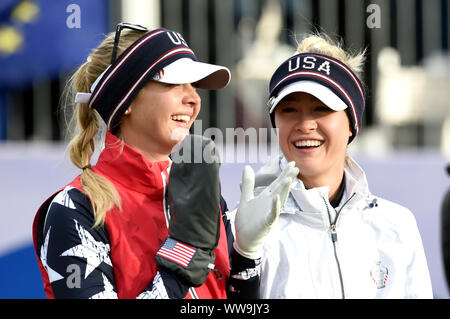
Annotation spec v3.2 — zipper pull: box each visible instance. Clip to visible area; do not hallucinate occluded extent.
[330,224,338,242]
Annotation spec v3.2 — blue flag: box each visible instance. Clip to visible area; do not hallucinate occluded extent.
[0,0,108,87]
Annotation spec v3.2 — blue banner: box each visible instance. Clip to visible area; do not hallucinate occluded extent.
[0,0,108,88]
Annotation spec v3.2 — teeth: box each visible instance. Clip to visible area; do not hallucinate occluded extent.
[295,140,322,147]
[171,115,191,123]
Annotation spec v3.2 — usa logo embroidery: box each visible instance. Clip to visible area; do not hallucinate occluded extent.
[370,261,389,289]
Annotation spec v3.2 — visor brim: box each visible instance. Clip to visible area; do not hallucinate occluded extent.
[155,58,231,90]
[268,81,348,113]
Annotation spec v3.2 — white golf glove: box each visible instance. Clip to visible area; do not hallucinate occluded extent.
[233,161,299,259]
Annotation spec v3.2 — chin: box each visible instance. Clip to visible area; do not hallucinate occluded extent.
[289,156,323,175]
[168,129,189,154]
[170,127,189,143]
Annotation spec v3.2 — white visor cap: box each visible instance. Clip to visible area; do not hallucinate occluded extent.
[268,80,348,114]
[152,58,231,90]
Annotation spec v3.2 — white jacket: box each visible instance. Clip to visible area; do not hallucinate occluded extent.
[253,155,433,299]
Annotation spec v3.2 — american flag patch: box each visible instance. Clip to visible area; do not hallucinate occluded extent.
[156,238,197,268]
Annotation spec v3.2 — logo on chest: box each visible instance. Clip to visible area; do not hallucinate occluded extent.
[370,261,389,289]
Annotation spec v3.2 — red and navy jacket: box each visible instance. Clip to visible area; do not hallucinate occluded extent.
[32,131,259,299]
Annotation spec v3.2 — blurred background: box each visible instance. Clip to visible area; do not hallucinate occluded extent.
[0,0,449,298]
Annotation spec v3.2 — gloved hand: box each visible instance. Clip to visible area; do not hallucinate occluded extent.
[155,134,221,287]
[233,161,299,259]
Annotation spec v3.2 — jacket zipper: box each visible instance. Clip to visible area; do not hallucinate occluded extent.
[161,171,170,228]
[323,193,356,299]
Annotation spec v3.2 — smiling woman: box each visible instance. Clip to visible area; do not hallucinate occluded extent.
[274,91,352,197]
[66,25,230,227]
[120,81,201,162]
[30,23,272,300]
[247,33,434,299]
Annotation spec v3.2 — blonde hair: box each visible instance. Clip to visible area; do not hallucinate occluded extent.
[64,29,146,227]
[295,33,366,81]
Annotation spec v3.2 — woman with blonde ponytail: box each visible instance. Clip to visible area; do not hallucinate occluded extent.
[232,33,433,298]
[32,23,285,300]
[68,100,121,228]
[65,34,124,227]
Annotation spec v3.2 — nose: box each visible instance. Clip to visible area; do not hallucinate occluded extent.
[294,112,317,133]
[182,83,201,108]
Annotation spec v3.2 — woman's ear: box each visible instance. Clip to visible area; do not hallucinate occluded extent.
[346,122,354,145]
[124,107,132,115]
[348,121,353,137]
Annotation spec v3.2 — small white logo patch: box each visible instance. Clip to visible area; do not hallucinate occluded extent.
[370,261,389,289]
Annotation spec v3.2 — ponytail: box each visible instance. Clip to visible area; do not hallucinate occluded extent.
[63,29,145,226]
[68,99,121,227]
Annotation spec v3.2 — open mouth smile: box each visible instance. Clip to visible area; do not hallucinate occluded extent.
[294,139,323,149]
[170,114,191,124]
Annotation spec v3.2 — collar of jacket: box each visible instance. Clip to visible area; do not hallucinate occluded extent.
[93,131,171,195]
[254,154,373,215]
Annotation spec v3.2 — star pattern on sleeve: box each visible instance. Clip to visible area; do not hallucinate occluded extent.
[136,272,169,299]
[40,227,64,283]
[51,186,76,209]
[89,273,118,299]
[60,219,112,279]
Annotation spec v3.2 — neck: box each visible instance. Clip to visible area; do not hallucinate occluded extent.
[118,133,170,163]
[300,170,345,202]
